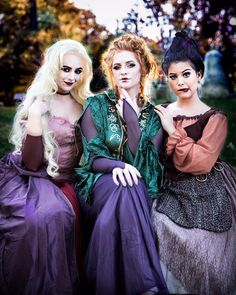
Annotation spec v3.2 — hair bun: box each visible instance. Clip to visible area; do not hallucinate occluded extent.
[161,30,205,76]
[175,30,188,38]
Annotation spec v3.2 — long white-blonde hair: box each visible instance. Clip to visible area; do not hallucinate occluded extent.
[10,39,93,177]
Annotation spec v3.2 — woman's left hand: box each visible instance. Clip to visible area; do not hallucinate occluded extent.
[116,97,124,118]
[116,88,139,118]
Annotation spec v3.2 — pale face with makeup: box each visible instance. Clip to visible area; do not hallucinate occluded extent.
[112,50,141,94]
[56,52,83,94]
[167,61,201,101]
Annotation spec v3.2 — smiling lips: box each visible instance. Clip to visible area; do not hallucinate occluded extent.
[64,81,74,86]
[179,88,189,92]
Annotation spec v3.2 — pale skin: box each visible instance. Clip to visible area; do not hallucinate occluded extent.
[155,61,210,136]
[111,50,144,187]
[26,52,84,136]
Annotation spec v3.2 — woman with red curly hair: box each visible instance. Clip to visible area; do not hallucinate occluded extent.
[75,34,168,295]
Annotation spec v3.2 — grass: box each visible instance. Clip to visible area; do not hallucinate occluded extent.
[0,97,235,168]
[203,97,236,167]
[0,107,16,157]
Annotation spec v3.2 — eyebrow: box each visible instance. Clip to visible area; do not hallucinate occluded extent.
[113,60,136,65]
[182,68,192,72]
[62,65,83,70]
[168,68,192,75]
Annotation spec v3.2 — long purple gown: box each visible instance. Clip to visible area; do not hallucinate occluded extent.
[77,92,168,295]
[84,175,167,295]
[0,116,81,295]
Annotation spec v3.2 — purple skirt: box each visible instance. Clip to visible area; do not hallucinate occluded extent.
[82,174,168,295]
[0,153,79,295]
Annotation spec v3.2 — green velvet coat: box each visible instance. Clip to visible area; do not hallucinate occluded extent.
[75,89,163,202]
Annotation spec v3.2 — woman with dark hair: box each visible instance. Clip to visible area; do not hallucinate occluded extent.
[75,34,168,295]
[153,31,236,294]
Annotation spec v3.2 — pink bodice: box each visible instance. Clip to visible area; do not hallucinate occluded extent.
[48,116,81,181]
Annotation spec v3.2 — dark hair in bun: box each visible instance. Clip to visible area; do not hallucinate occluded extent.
[162,30,204,76]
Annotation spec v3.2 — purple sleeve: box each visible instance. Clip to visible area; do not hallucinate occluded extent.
[22,134,44,171]
[123,100,141,156]
[151,128,165,151]
[80,107,125,173]
[80,106,98,141]
[123,100,164,153]
[92,158,125,173]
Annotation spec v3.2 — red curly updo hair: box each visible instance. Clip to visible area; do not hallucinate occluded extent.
[101,34,158,105]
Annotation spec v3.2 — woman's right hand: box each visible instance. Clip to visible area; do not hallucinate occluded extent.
[112,163,141,187]
[28,97,49,117]
[26,97,49,136]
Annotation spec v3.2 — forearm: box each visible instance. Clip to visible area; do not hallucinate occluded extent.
[22,134,44,171]
[92,157,125,173]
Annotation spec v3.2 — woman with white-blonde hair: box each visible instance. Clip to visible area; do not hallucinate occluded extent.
[0,39,93,295]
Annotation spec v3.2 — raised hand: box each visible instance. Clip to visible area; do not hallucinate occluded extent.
[154,105,176,135]
[28,97,50,117]
[116,88,140,118]
[26,97,50,136]
[112,163,141,186]
[116,97,124,118]
[120,88,140,116]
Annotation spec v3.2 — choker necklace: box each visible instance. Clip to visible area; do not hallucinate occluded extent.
[56,91,70,95]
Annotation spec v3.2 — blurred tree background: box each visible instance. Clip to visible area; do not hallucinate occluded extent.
[0,0,235,165]
[0,0,112,105]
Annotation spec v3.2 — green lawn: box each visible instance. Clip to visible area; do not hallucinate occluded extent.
[0,107,16,157]
[203,97,236,167]
[0,97,235,167]
[154,95,236,168]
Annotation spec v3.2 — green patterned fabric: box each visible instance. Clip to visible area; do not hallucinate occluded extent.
[75,89,163,201]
